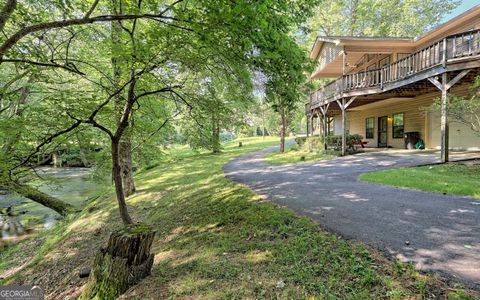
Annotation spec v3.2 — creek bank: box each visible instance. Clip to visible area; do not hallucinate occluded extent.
[0,167,101,243]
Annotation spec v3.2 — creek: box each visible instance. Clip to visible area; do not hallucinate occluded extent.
[0,167,100,243]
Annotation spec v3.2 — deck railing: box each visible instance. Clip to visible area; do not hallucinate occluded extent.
[309,29,480,109]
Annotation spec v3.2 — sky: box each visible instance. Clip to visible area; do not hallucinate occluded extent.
[442,0,479,22]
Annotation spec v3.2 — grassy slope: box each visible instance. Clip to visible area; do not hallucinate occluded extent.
[264,144,335,165]
[0,137,475,299]
[359,164,480,198]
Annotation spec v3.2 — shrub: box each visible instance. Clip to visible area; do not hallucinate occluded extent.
[325,134,364,151]
[294,136,307,147]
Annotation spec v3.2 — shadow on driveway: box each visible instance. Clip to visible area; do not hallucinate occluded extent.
[224,147,480,290]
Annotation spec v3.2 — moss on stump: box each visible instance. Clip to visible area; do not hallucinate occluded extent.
[80,223,155,300]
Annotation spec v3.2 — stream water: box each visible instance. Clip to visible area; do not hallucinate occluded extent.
[0,167,100,242]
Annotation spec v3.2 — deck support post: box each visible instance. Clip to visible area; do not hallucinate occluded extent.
[316,112,321,138]
[306,113,310,137]
[319,103,330,151]
[428,70,470,163]
[309,114,314,136]
[341,98,347,156]
[441,82,449,163]
[336,97,357,156]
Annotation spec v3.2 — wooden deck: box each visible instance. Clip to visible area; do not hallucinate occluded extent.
[309,29,480,112]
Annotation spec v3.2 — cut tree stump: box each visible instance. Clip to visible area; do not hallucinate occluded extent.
[79,223,155,300]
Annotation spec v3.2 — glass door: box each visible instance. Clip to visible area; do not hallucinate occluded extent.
[378,116,388,147]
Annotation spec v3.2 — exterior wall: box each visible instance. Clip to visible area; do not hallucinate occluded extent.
[428,112,480,150]
[348,99,428,148]
[346,82,480,149]
[333,115,343,135]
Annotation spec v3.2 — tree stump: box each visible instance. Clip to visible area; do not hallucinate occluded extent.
[80,223,155,300]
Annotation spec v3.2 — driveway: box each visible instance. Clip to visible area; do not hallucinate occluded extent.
[223,147,480,289]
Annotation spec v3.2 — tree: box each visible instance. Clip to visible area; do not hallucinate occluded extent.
[180,72,253,153]
[1,0,319,222]
[305,0,459,46]
[264,38,314,152]
[432,76,480,136]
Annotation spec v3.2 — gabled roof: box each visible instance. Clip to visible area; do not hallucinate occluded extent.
[310,37,413,59]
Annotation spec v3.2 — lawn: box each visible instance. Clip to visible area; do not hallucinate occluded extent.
[0,137,474,299]
[359,163,480,198]
[264,144,337,165]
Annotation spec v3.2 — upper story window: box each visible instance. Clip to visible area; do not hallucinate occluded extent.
[379,56,390,67]
[365,117,374,139]
[392,113,404,138]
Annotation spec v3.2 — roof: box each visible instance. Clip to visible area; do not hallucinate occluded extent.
[310,4,480,60]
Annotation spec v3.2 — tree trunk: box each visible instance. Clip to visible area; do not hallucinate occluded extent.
[76,133,90,167]
[80,223,155,300]
[212,116,220,154]
[111,138,133,225]
[280,109,287,153]
[1,182,75,216]
[119,140,135,196]
[111,7,136,197]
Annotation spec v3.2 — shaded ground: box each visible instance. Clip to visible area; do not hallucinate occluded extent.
[224,147,480,290]
[2,139,472,299]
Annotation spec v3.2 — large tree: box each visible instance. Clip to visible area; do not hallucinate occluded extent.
[305,0,459,45]
[0,0,320,222]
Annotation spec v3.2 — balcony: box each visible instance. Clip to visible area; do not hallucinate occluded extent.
[309,29,480,111]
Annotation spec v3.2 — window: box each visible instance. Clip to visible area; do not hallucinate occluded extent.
[366,63,377,71]
[365,117,374,139]
[392,113,404,138]
[379,56,390,67]
[367,54,377,62]
[396,53,410,61]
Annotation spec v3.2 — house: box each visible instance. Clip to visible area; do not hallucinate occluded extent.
[306,4,480,162]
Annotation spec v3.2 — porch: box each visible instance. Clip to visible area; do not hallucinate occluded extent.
[307,29,480,161]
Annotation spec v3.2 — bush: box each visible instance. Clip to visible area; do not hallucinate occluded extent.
[294,136,307,147]
[325,134,363,151]
[304,137,322,151]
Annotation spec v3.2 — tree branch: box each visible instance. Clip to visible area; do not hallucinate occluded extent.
[0,13,179,58]
[0,58,86,75]
[84,0,101,18]
[0,0,16,33]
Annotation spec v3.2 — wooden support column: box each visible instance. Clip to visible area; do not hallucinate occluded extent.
[336,97,357,156]
[428,69,470,163]
[317,112,322,138]
[319,103,330,151]
[441,79,449,162]
[341,99,347,155]
[306,113,310,137]
[309,114,314,136]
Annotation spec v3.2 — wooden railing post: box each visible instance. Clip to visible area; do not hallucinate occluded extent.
[442,37,447,68]
[380,68,384,89]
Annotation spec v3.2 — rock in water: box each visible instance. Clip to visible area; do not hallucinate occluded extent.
[79,223,155,300]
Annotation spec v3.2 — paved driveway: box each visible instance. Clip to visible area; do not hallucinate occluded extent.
[223,147,480,289]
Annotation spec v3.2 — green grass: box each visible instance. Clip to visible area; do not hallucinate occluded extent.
[264,144,337,165]
[359,163,480,198]
[0,137,475,299]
